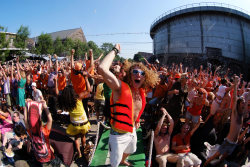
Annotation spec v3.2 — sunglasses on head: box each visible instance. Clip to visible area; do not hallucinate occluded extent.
[132,69,145,76]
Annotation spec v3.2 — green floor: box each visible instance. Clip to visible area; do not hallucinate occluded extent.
[90,129,145,167]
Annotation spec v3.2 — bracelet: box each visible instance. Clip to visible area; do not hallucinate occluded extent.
[112,47,119,54]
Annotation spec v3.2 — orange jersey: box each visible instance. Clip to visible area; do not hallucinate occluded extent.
[38,74,48,89]
[86,60,95,75]
[70,69,86,94]
[153,84,168,98]
[58,76,66,91]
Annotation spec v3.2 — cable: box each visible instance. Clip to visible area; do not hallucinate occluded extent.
[95,41,152,44]
[85,32,150,36]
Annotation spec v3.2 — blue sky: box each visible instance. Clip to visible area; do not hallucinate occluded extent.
[1,0,250,58]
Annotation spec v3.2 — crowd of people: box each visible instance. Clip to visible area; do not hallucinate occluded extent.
[0,43,249,167]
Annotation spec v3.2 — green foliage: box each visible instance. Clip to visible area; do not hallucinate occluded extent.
[133,53,144,62]
[30,46,37,54]
[0,26,9,49]
[0,50,10,61]
[101,43,114,56]
[36,33,54,55]
[0,26,10,61]
[119,56,125,62]
[15,25,30,49]
[53,37,64,56]
[88,41,102,59]
[113,54,124,62]
[100,42,126,62]
[63,38,74,56]
[0,25,128,62]
[127,58,133,62]
[73,39,88,60]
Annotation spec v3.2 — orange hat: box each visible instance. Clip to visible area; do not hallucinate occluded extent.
[174,73,181,79]
[74,62,82,71]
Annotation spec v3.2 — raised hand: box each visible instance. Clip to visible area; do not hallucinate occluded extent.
[234,76,240,85]
[54,54,57,59]
[89,49,93,57]
[114,44,121,52]
[41,100,48,109]
[160,107,168,116]
[71,49,75,55]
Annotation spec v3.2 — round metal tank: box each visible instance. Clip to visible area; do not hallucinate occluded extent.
[150,2,250,79]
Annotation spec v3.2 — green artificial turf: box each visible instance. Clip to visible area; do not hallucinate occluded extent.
[90,128,145,167]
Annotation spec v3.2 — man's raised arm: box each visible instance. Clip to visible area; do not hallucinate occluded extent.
[98,44,121,92]
[87,49,94,74]
[70,49,75,70]
[232,76,239,115]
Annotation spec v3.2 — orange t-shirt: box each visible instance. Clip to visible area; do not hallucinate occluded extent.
[71,69,86,94]
[32,70,40,82]
[33,74,39,82]
[58,76,66,91]
[153,84,168,98]
[86,60,94,75]
[38,74,48,89]
[205,81,213,92]
[172,133,191,153]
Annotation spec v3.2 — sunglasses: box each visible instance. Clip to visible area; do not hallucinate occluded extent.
[132,69,145,76]
[198,92,203,95]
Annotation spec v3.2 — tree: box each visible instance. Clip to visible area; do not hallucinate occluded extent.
[63,38,75,56]
[101,43,114,56]
[73,39,89,60]
[0,26,10,61]
[30,46,38,54]
[100,43,126,62]
[53,37,64,56]
[36,33,54,55]
[88,41,102,59]
[127,58,133,62]
[133,53,144,62]
[15,25,30,49]
[0,26,9,49]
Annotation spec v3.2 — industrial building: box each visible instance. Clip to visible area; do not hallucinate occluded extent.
[150,3,250,80]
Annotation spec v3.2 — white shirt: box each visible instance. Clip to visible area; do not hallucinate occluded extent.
[216,85,227,103]
[32,89,43,102]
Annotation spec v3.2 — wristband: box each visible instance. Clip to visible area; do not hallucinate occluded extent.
[112,47,119,54]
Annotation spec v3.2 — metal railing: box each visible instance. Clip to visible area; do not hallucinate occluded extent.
[151,2,250,29]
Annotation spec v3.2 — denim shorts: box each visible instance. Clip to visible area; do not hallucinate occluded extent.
[186,111,200,123]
